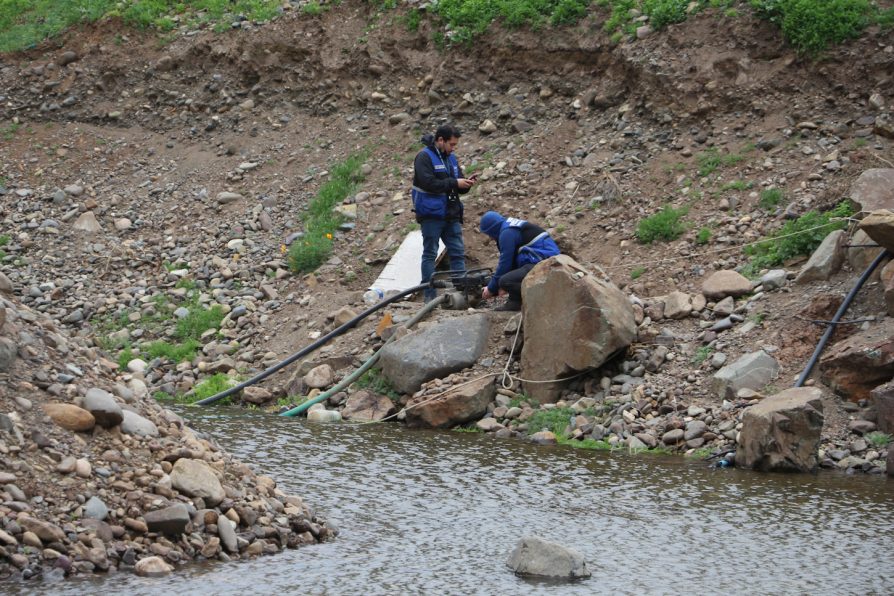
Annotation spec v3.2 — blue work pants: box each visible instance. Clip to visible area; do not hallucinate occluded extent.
[420,219,465,301]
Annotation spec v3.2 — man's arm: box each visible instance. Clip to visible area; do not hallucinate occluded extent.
[486,229,521,294]
[414,152,457,194]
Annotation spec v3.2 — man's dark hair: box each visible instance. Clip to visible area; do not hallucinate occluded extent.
[435,124,461,142]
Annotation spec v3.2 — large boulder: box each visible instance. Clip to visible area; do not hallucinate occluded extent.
[82,387,123,428]
[170,458,225,506]
[379,314,489,394]
[869,380,894,434]
[341,389,396,422]
[795,229,846,284]
[506,535,591,580]
[737,387,824,472]
[848,168,894,214]
[847,229,886,275]
[712,350,780,399]
[701,270,753,299]
[520,255,635,402]
[819,318,894,401]
[404,375,495,429]
[859,209,894,253]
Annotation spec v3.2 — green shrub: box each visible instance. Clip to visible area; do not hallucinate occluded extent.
[302,2,322,15]
[433,0,592,44]
[174,301,224,341]
[642,0,690,29]
[117,345,136,370]
[865,431,892,447]
[145,339,200,362]
[749,0,872,54]
[743,201,854,274]
[0,233,8,260]
[636,205,689,244]
[402,7,422,30]
[759,188,783,210]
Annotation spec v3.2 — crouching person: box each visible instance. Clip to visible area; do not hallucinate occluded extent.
[478,211,561,311]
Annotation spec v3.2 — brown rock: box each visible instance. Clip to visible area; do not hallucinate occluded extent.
[819,318,894,401]
[43,403,95,432]
[849,168,894,214]
[737,387,824,472]
[303,364,334,389]
[341,390,396,422]
[701,270,753,299]
[404,375,496,429]
[871,381,894,434]
[847,229,886,276]
[859,209,894,253]
[520,255,635,402]
[18,516,66,543]
[134,556,173,576]
[242,386,274,405]
[882,261,894,317]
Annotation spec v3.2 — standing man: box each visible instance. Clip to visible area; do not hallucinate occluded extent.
[478,211,561,311]
[412,124,477,302]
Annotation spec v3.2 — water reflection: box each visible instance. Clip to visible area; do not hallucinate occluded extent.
[14,408,894,595]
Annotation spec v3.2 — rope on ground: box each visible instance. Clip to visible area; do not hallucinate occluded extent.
[599,218,851,272]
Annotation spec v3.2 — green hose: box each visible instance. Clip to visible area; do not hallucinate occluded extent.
[280,295,446,418]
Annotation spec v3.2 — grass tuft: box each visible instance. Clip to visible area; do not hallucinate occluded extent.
[636,205,689,244]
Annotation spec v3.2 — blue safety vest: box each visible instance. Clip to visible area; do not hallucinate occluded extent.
[505,217,561,266]
[411,146,460,219]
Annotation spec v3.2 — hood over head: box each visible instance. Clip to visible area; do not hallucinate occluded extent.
[479,211,505,239]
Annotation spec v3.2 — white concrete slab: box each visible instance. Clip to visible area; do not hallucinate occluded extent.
[370,230,444,294]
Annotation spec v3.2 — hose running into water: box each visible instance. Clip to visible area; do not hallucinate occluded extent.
[194,282,432,406]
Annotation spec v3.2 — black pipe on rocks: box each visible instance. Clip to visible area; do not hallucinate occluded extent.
[794,249,890,388]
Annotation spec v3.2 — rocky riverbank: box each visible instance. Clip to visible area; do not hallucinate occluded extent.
[0,284,334,581]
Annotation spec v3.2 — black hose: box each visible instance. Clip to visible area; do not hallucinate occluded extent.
[194,282,431,405]
[794,249,890,388]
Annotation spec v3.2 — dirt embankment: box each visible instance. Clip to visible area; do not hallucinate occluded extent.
[1,2,893,581]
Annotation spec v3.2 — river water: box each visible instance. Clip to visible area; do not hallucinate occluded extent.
[20,408,894,595]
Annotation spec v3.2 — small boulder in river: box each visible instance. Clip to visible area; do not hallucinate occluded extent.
[737,387,824,472]
[507,535,591,580]
[135,556,173,576]
[341,389,396,422]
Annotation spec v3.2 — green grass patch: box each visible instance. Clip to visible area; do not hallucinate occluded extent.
[174,298,224,341]
[0,233,8,260]
[0,0,282,53]
[289,151,368,274]
[743,200,854,276]
[691,345,713,364]
[636,205,689,244]
[557,435,613,450]
[353,367,401,401]
[721,180,752,191]
[695,226,712,245]
[525,407,576,436]
[190,373,236,404]
[432,0,591,44]
[697,148,744,177]
[865,431,891,447]
[759,188,783,210]
[631,266,646,279]
[144,339,201,362]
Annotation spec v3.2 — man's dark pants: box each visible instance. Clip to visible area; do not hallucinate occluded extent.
[498,263,536,305]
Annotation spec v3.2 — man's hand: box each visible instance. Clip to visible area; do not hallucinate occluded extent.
[457,178,475,190]
[482,287,494,300]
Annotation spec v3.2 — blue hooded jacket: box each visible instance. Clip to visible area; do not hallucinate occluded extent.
[479,211,560,294]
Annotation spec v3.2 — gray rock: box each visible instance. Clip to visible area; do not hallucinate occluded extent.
[712,350,779,399]
[170,459,225,506]
[380,314,490,394]
[507,535,591,579]
[120,409,159,437]
[849,168,894,214]
[144,503,190,535]
[702,270,753,299]
[84,496,109,521]
[218,516,238,553]
[217,192,243,204]
[684,420,707,441]
[795,230,845,283]
[135,556,173,576]
[341,390,396,422]
[82,387,123,428]
[662,429,684,444]
[760,269,788,290]
[0,337,17,373]
[72,211,102,233]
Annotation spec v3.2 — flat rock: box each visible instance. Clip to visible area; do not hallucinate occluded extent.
[405,375,495,429]
[120,409,159,437]
[341,389,396,422]
[702,270,752,299]
[82,387,123,428]
[712,350,779,399]
[144,503,190,535]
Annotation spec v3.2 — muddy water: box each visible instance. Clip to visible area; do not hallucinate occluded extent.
[36,409,894,595]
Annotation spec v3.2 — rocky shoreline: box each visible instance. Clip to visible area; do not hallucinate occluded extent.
[0,288,334,582]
